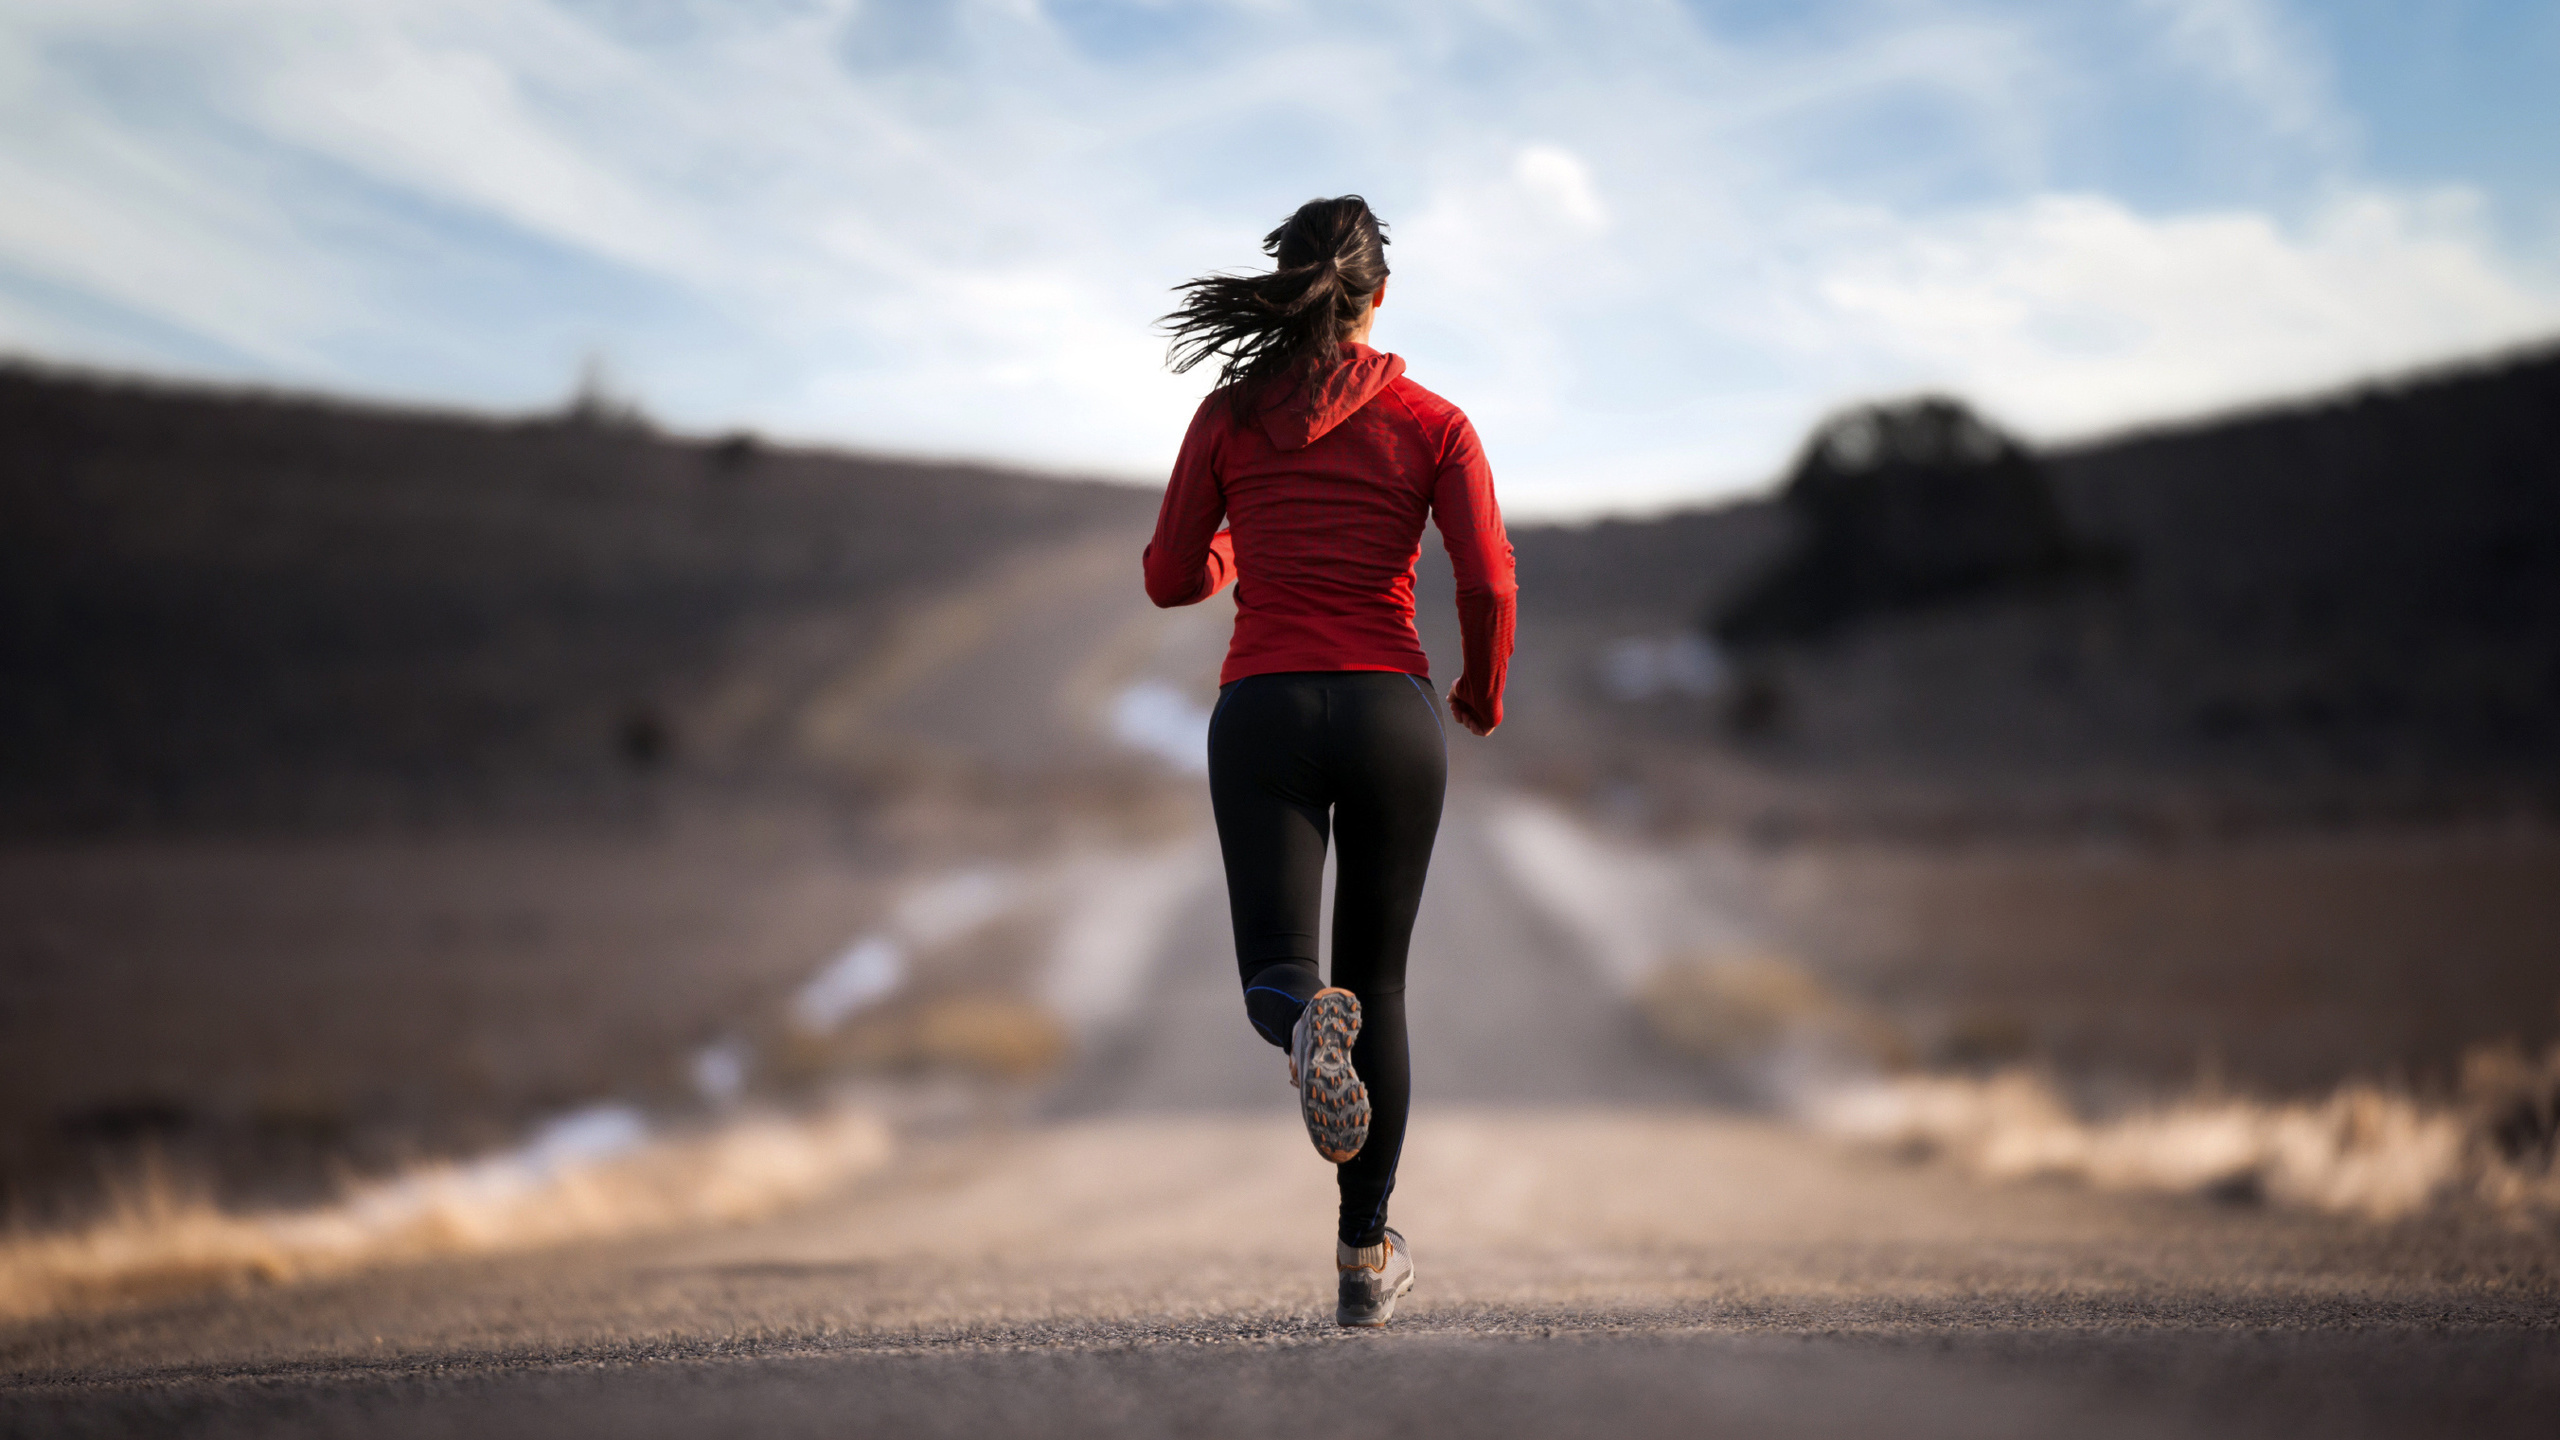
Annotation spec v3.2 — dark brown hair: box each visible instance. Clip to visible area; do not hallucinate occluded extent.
[1161,196,1390,414]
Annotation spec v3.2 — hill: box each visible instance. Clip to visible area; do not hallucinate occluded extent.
[0,366,1160,834]
[1494,342,2560,833]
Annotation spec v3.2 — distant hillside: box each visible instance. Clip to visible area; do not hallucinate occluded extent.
[0,367,1157,834]
[14,344,2557,838]
[1501,343,2560,829]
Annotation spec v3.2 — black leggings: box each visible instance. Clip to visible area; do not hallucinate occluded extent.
[1207,670,1448,1248]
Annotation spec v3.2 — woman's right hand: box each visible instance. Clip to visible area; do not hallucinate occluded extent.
[1447,685,1496,737]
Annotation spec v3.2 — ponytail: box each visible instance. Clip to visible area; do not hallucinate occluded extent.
[1161,196,1391,418]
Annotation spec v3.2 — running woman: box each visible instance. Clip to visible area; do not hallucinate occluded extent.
[1143,195,1516,1328]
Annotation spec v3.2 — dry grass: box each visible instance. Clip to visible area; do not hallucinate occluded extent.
[0,1103,891,1323]
[1634,948,2560,1225]
[1805,1044,2560,1223]
[778,995,1072,1082]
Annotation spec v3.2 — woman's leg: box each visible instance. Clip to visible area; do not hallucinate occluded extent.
[1325,673,1448,1248]
[1206,676,1332,1049]
[1206,670,1448,1249]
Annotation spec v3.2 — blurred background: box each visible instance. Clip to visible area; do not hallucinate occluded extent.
[3,0,2558,1310]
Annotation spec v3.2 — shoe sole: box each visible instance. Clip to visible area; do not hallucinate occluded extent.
[1298,988,1369,1163]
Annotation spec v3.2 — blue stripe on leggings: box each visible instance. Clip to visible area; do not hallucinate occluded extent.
[1243,984,1305,1043]
[1401,672,1445,748]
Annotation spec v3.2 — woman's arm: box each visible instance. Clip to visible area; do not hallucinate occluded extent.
[1142,400,1238,607]
[1430,414,1517,735]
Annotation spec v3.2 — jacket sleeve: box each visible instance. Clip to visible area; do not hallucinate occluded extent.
[1142,398,1237,608]
[1429,411,1517,732]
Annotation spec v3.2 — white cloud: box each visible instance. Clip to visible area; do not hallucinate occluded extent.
[1514,145,1609,232]
[239,16,699,275]
[1802,187,2560,439]
[0,0,2550,517]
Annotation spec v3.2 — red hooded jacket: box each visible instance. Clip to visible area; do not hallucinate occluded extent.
[1142,343,1517,732]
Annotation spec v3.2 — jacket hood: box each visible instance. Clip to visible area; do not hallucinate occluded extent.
[1256,343,1406,451]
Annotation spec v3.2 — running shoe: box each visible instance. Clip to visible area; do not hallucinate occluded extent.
[1336,1227,1416,1327]
[1289,987,1368,1163]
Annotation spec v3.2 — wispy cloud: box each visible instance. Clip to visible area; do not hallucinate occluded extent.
[1806,186,2548,435]
[2134,0,2347,151]
[1,0,2551,514]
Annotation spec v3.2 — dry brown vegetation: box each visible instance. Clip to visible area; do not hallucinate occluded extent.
[1804,1043,2560,1226]
[1632,948,2560,1226]
[0,1103,891,1322]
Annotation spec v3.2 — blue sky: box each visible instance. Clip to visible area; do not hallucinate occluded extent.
[2,0,2554,516]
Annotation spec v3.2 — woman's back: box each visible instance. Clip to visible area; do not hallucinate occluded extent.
[1144,341,1515,723]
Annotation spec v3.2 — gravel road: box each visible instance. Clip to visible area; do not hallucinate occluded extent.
[5,797,2555,1438]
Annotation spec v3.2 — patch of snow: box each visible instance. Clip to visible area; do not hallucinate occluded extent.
[1112,680,1211,774]
[791,937,907,1035]
[692,1040,749,1106]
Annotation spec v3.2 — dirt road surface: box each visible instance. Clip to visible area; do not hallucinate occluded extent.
[5,797,2556,1438]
